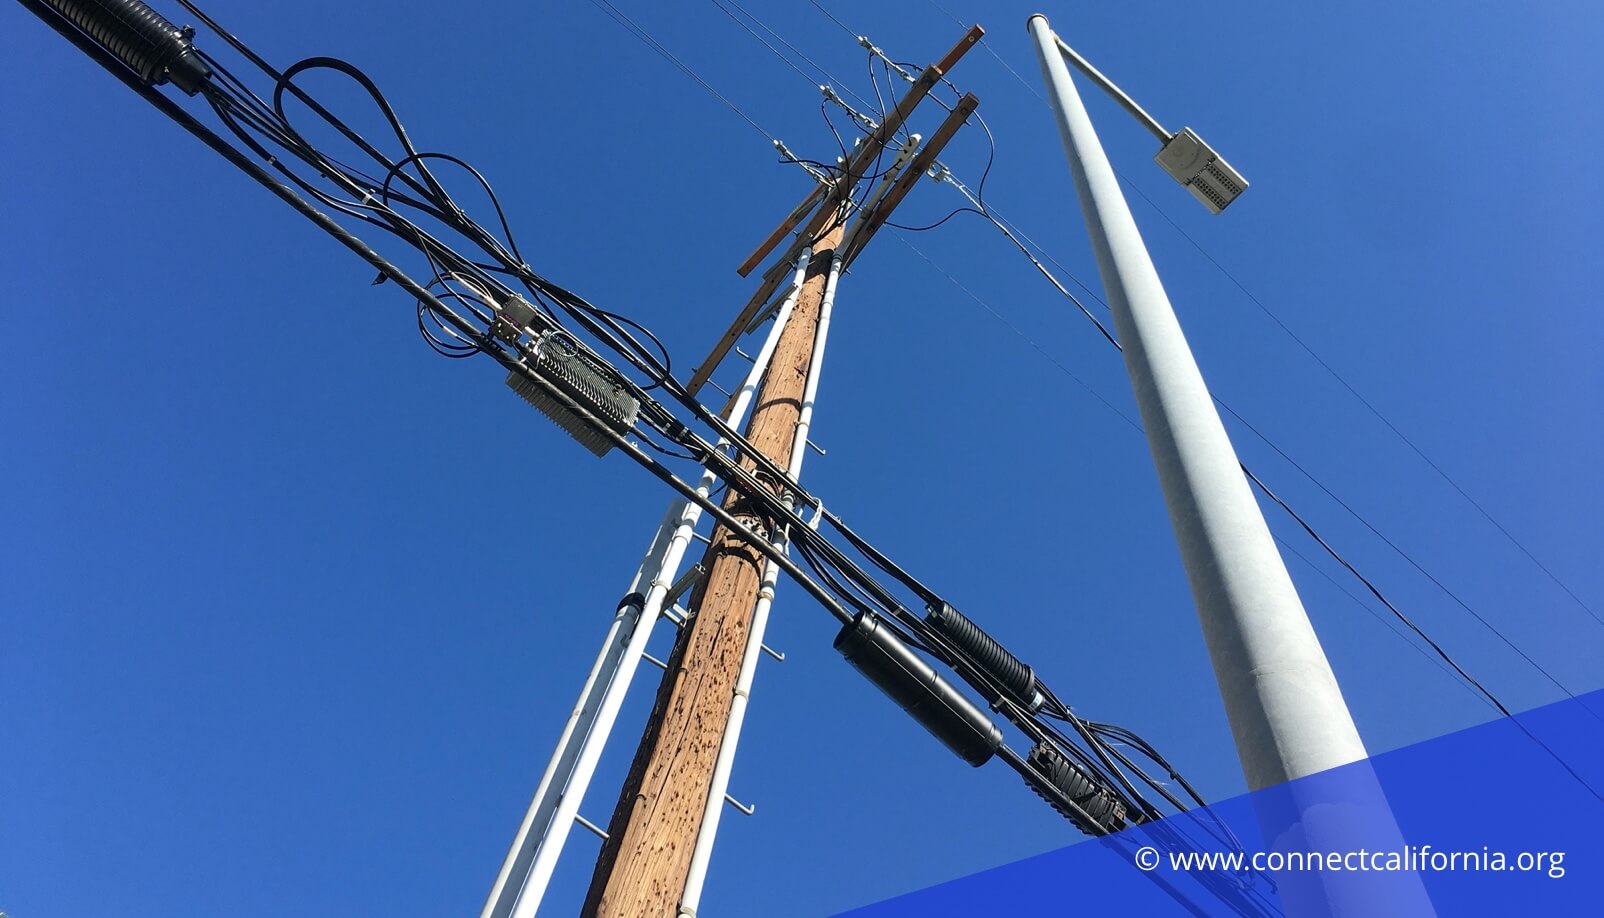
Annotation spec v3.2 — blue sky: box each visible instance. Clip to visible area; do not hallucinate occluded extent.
[2,1,1601,916]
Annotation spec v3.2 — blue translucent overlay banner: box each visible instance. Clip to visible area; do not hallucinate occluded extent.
[838,688,1604,916]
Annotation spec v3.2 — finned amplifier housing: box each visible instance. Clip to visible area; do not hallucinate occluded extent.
[505,331,640,457]
[1025,740,1128,835]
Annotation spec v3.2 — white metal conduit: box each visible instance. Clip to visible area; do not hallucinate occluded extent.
[481,249,816,918]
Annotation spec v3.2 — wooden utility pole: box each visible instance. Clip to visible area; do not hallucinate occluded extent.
[581,218,847,917]
[576,27,982,915]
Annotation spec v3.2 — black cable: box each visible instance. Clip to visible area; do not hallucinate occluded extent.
[885,207,983,232]
[898,127,1596,799]
[379,151,525,266]
[1272,531,1494,707]
[212,7,1518,861]
[1243,465,1604,805]
[1218,398,1603,715]
[40,3,1269,879]
[1120,166,1604,630]
[883,78,1568,766]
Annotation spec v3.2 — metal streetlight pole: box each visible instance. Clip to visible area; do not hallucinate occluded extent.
[1026,13,1367,791]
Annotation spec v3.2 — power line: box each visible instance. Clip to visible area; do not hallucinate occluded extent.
[1273,532,1498,711]
[934,169,1119,347]
[878,2,1602,732]
[1118,172,1604,631]
[711,0,880,116]
[1245,465,1604,805]
[942,174,1594,733]
[933,0,1601,631]
[585,0,776,144]
[922,140,1574,709]
[927,0,1048,105]
[1216,398,1604,715]
[897,222,1535,718]
[704,0,815,88]
[602,0,1599,814]
[859,15,1593,749]
[948,155,1604,734]
[892,231,1141,435]
[901,215,1604,803]
[806,0,857,40]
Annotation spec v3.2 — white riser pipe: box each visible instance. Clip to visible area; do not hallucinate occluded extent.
[482,250,814,918]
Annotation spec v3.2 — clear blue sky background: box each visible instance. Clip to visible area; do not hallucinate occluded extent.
[3,1,1601,915]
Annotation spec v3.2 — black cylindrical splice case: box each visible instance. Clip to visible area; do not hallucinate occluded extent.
[834,613,1003,767]
[40,0,211,93]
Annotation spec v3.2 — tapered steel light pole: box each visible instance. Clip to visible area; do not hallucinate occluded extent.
[1026,13,1367,791]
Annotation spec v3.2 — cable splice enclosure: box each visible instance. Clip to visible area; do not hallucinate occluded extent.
[835,613,1002,767]
[925,601,1043,711]
[505,330,641,457]
[36,0,210,93]
[1025,740,1128,835]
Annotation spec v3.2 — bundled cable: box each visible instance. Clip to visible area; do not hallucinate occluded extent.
[25,4,1281,913]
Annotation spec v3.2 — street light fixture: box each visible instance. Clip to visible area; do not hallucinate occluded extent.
[1049,32,1248,213]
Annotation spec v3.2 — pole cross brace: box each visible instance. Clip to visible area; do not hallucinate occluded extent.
[665,563,706,606]
[743,280,799,336]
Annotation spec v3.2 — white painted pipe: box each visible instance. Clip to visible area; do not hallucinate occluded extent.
[483,250,814,918]
[478,502,678,918]
[841,136,921,256]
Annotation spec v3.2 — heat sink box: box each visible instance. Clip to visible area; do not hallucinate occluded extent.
[505,331,640,457]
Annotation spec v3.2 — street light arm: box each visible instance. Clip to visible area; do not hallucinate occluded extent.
[1033,16,1248,213]
[1051,33,1171,143]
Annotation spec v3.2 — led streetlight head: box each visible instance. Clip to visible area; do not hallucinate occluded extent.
[1155,127,1248,214]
